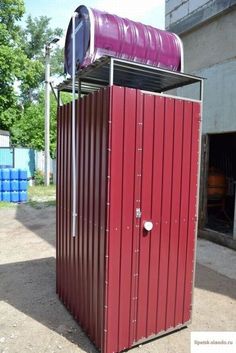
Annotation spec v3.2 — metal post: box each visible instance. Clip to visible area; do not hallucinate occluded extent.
[109,58,114,86]
[72,12,78,237]
[44,37,59,186]
[44,44,51,186]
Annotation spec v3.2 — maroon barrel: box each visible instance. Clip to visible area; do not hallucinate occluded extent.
[65,5,183,75]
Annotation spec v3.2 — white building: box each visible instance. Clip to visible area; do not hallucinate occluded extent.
[0,130,10,147]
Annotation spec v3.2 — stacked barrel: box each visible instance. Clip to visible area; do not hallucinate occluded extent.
[0,168,28,202]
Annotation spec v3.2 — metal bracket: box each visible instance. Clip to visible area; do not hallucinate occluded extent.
[136,208,142,219]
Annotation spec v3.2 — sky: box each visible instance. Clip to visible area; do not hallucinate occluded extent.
[23,0,165,35]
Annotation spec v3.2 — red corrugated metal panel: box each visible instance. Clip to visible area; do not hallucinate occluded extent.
[183,102,201,323]
[57,89,109,349]
[56,86,201,353]
[105,89,201,352]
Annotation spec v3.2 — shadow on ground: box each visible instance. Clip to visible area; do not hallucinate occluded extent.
[0,256,97,353]
[14,203,56,248]
[195,262,236,300]
[1,203,233,352]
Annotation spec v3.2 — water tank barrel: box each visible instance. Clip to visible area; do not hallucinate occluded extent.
[65,5,183,75]
[208,168,227,200]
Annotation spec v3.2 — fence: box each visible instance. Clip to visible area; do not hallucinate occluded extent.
[0,148,56,183]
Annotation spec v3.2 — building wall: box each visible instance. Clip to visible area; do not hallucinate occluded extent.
[166,0,209,29]
[180,9,236,72]
[198,60,236,134]
[0,130,10,147]
[165,1,236,134]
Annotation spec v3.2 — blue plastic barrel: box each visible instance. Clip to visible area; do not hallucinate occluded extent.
[10,191,19,203]
[19,169,27,180]
[2,180,10,191]
[11,180,19,191]
[2,168,10,180]
[2,191,10,202]
[19,180,28,191]
[10,168,19,180]
[0,191,2,201]
[19,191,27,202]
[0,169,2,180]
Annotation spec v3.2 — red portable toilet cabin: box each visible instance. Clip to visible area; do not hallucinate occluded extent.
[56,6,203,353]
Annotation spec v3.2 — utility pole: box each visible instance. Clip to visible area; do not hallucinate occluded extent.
[44,37,59,186]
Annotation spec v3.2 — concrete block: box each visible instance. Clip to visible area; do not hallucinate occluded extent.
[170,1,189,23]
[165,13,171,28]
[199,61,236,134]
[189,0,209,13]
[166,0,187,14]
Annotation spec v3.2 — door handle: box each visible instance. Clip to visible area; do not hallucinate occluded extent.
[143,221,153,231]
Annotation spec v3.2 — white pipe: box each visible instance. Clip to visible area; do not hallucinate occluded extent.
[72,12,78,237]
[44,44,51,186]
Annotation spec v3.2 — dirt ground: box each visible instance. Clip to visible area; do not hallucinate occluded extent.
[0,204,235,353]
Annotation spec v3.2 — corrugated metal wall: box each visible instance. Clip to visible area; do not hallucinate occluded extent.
[105,87,200,352]
[0,131,10,147]
[14,148,35,178]
[56,86,201,353]
[0,148,13,167]
[0,148,35,177]
[56,89,109,348]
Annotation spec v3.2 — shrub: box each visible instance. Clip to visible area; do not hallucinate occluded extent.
[34,169,44,185]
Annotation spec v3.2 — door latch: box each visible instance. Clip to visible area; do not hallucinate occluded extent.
[136,208,142,218]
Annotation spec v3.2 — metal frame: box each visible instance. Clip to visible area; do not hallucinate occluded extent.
[57,56,204,101]
[190,78,204,324]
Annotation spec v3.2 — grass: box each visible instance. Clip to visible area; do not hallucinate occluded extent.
[28,184,56,208]
[0,185,56,209]
[0,201,17,209]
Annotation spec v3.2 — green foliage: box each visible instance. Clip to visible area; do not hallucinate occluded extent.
[11,91,72,157]
[34,169,44,185]
[19,15,64,102]
[0,0,65,153]
[0,0,25,32]
[22,15,63,60]
[0,0,25,126]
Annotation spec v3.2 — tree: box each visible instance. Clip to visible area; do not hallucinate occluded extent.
[0,0,65,157]
[19,15,64,103]
[11,91,72,158]
[0,0,25,127]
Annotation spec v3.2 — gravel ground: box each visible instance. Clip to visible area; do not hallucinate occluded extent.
[0,204,235,353]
